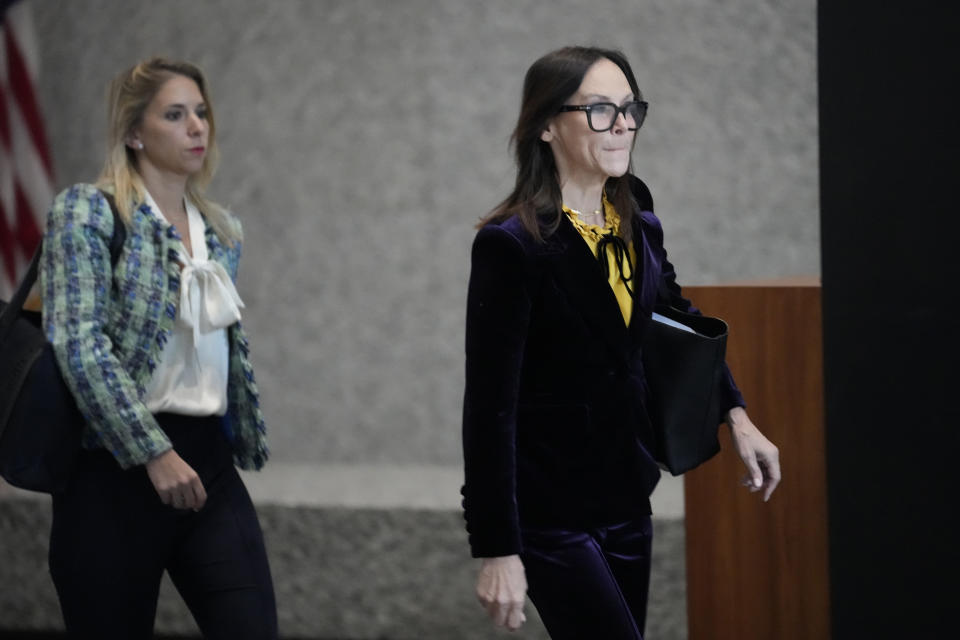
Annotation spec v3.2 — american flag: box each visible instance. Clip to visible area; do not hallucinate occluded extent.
[0,0,53,299]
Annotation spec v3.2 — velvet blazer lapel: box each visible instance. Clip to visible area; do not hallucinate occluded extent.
[539,212,667,360]
[541,215,633,359]
[628,213,663,343]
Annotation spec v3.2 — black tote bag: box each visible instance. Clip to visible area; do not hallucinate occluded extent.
[641,305,729,475]
[0,288,85,492]
[0,192,125,493]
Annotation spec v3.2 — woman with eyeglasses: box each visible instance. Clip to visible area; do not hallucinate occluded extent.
[461,46,781,638]
[40,58,277,638]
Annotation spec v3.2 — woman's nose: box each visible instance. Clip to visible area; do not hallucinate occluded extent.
[187,113,206,136]
[612,109,629,133]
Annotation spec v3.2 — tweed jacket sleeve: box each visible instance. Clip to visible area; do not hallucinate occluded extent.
[40,185,172,468]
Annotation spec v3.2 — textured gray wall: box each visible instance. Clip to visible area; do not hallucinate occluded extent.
[32,0,817,466]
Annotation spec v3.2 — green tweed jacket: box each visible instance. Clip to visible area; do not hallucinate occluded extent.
[40,183,268,470]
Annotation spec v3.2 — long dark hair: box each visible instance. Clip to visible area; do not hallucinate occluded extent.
[479,46,643,243]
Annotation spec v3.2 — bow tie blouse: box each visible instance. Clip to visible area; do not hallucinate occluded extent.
[563,194,637,326]
[141,190,245,416]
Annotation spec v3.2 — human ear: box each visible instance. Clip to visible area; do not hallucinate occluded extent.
[126,132,143,150]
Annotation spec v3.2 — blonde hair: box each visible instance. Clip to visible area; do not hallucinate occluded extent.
[96,57,240,245]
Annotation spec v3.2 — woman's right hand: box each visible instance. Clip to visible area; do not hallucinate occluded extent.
[476,554,528,631]
[145,449,207,511]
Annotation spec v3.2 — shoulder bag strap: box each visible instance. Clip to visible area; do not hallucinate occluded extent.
[100,191,127,266]
[0,192,126,338]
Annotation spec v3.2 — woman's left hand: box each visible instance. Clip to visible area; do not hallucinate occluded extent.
[726,407,781,502]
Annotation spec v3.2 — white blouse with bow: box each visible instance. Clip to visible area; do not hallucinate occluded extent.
[141,190,244,416]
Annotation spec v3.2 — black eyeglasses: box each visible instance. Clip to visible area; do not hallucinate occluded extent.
[557,100,648,132]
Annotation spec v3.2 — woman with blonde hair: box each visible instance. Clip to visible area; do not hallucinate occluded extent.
[41,57,277,638]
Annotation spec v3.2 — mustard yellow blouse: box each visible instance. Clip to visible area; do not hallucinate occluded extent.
[563,195,636,326]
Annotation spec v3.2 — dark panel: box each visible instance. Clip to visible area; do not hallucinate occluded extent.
[819,3,959,637]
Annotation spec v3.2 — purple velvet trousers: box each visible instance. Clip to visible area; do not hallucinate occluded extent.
[521,516,653,640]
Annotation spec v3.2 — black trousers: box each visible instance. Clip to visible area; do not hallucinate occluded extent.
[48,413,278,639]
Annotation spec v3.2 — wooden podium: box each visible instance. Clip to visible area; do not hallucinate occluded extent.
[682,281,830,640]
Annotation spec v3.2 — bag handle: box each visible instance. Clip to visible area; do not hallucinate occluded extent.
[101,192,127,263]
[0,191,126,340]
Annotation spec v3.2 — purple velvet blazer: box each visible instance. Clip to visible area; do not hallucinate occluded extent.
[461,176,745,558]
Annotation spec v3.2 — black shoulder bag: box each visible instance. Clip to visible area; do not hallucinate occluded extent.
[0,192,126,493]
[641,300,729,476]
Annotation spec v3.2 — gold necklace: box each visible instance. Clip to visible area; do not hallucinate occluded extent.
[565,205,603,218]
[566,206,605,231]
